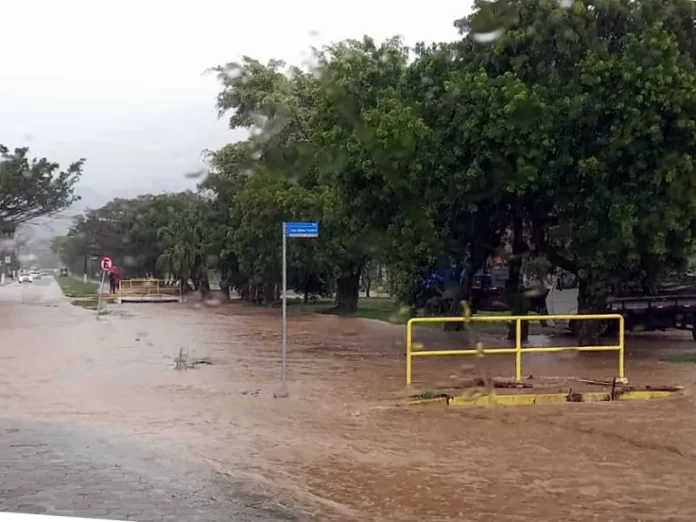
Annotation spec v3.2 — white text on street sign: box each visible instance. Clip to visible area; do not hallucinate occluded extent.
[285,221,319,238]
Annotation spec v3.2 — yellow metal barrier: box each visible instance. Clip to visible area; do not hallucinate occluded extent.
[406,313,624,385]
[118,278,182,302]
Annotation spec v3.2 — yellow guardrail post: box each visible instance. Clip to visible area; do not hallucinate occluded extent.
[619,315,625,379]
[406,318,413,386]
[515,318,522,382]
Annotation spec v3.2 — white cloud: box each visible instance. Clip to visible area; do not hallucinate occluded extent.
[0,0,469,194]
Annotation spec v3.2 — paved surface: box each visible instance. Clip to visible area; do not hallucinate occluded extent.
[0,419,295,521]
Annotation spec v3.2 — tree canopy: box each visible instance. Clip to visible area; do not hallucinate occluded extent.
[0,146,84,233]
[53,0,696,343]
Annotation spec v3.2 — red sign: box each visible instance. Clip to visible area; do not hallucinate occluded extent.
[100,256,112,271]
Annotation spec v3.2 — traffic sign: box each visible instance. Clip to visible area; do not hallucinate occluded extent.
[286,221,319,238]
[100,256,112,271]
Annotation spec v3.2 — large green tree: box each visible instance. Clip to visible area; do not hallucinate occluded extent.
[0,146,84,237]
[456,0,696,343]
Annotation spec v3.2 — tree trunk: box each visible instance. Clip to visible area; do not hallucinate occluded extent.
[303,290,309,304]
[365,278,371,298]
[239,281,251,301]
[252,282,263,304]
[577,276,608,346]
[443,280,464,331]
[189,267,200,291]
[221,283,231,301]
[199,275,211,300]
[334,267,362,314]
[444,259,475,332]
[444,303,464,330]
[263,283,276,305]
[507,213,529,341]
[219,265,231,301]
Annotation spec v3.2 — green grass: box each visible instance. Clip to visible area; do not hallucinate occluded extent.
[55,277,99,298]
[661,352,696,364]
[55,277,108,312]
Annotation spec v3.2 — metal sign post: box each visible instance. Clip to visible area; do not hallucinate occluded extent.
[275,221,319,398]
[96,271,106,318]
[281,222,287,383]
[96,256,112,318]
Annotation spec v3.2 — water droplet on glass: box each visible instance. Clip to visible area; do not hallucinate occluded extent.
[473,28,506,43]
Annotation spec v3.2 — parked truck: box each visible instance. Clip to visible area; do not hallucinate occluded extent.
[544,271,696,340]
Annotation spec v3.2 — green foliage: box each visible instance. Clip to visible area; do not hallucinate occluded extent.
[205,0,696,316]
[0,145,83,227]
[53,0,696,327]
[52,192,210,286]
[457,0,696,294]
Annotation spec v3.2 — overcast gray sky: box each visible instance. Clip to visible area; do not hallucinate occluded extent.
[0,0,468,200]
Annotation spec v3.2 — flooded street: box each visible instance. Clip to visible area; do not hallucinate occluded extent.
[3,278,696,521]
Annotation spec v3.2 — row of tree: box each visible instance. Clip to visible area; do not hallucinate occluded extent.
[51,0,696,344]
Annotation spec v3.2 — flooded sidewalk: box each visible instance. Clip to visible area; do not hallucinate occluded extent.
[2,279,696,521]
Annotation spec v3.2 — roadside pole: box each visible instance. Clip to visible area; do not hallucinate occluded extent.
[96,256,112,319]
[281,222,288,384]
[274,221,319,399]
[96,270,106,318]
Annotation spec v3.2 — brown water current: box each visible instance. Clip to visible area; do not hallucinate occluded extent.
[2,278,696,521]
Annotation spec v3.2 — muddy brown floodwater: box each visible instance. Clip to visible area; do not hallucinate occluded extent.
[2,279,696,521]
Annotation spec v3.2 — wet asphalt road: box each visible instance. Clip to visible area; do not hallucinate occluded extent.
[0,419,295,522]
[0,278,296,522]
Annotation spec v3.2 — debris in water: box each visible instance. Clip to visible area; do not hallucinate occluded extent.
[273,386,289,399]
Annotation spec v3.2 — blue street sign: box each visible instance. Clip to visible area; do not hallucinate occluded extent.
[285,221,319,238]
[89,255,99,261]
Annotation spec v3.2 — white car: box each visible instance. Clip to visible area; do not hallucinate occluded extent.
[18,273,33,283]
[30,271,41,280]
